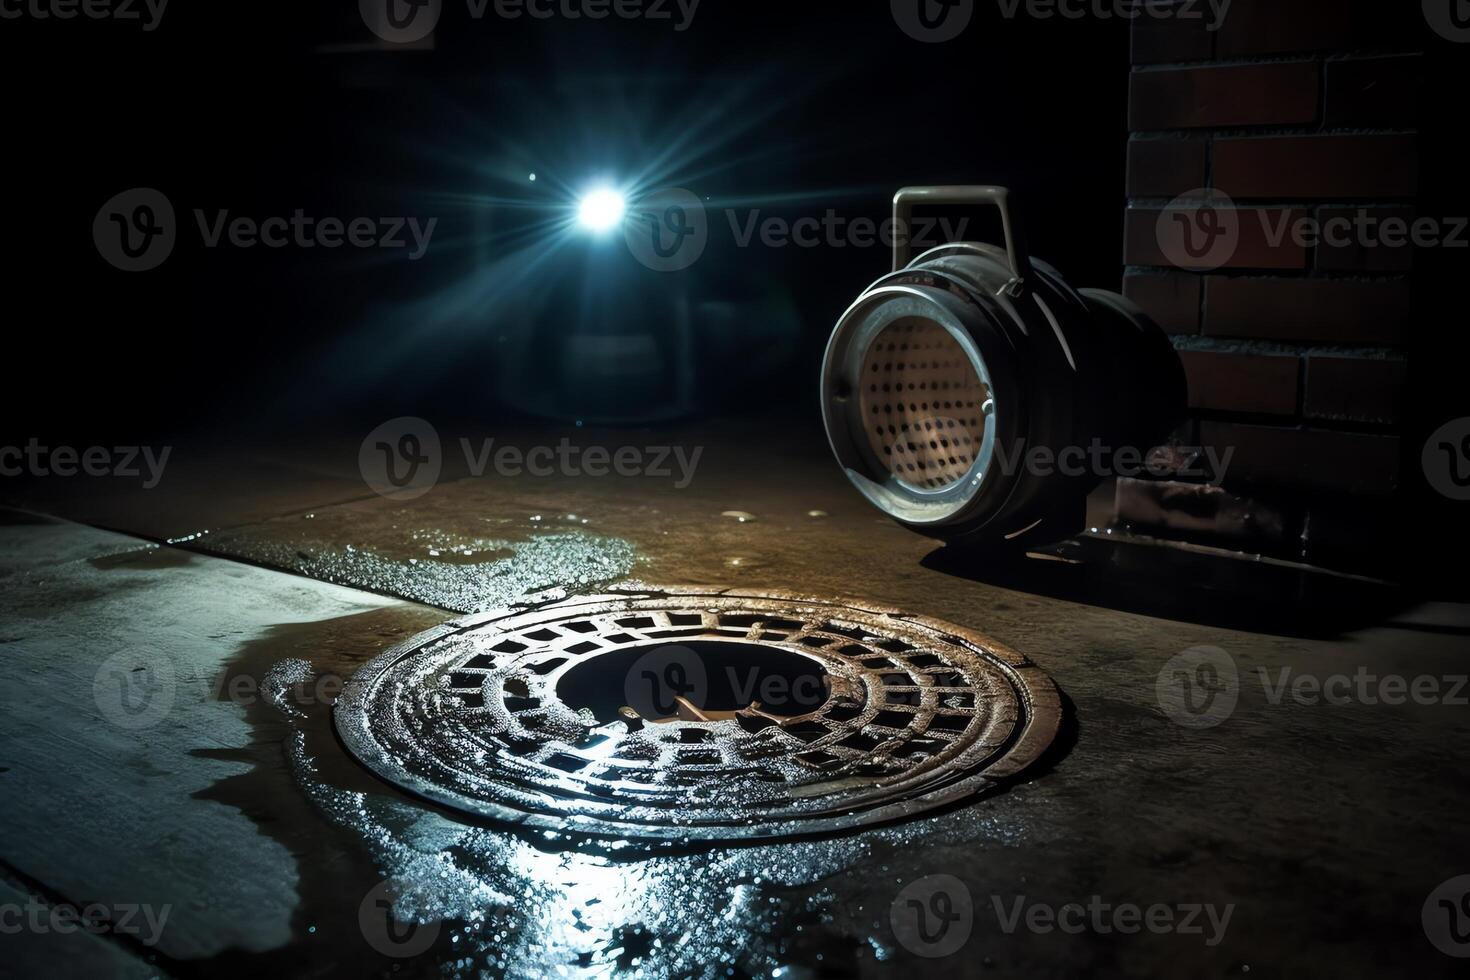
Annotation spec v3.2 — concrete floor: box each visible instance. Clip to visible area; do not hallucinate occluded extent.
[1,426,1468,978]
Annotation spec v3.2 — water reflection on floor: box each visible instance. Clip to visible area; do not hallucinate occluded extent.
[280,668,1025,978]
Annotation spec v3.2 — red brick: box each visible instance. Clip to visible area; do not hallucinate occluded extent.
[1200,422,1399,495]
[1123,273,1201,335]
[1214,0,1354,56]
[1180,350,1300,415]
[1125,207,1309,270]
[1324,55,1425,128]
[1304,357,1407,423]
[1313,207,1416,273]
[1213,135,1418,199]
[1204,277,1410,345]
[1127,139,1209,197]
[1129,63,1320,130]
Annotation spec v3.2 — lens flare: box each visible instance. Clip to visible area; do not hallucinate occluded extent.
[577,188,626,233]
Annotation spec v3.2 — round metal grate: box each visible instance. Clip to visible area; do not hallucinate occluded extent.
[858,318,991,491]
[335,588,1062,841]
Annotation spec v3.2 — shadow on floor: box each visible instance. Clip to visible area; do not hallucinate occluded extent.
[922,535,1426,640]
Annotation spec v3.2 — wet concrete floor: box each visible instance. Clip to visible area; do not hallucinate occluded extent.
[1,426,1468,978]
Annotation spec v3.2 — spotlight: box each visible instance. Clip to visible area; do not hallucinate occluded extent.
[821,185,1186,553]
[577,188,626,233]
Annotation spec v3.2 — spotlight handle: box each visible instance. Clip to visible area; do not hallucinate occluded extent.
[892,185,1030,297]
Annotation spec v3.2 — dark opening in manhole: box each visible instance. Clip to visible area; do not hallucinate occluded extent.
[334,588,1062,841]
[556,641,832,723]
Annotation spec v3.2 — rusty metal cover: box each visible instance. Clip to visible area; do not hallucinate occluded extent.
[334,588,1062,841]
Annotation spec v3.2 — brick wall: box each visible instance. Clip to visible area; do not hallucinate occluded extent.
[1120,0,1424,570]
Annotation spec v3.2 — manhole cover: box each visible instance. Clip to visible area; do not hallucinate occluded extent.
[335,588,1062,841]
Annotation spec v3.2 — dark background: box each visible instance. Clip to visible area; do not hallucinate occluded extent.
[5,1,1469,575]
[0,1,1131,442]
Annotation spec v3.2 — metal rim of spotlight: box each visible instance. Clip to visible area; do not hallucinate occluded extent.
[333,588,1062,842]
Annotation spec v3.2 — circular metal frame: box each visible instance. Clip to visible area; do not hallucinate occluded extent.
[335,588,1062,841]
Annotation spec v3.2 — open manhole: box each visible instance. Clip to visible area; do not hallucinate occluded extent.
[334,588,1062,841]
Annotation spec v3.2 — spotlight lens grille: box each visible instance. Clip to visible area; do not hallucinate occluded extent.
[858,318,990,491]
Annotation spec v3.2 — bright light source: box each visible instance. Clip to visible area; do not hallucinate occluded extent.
[577,189,626,233]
